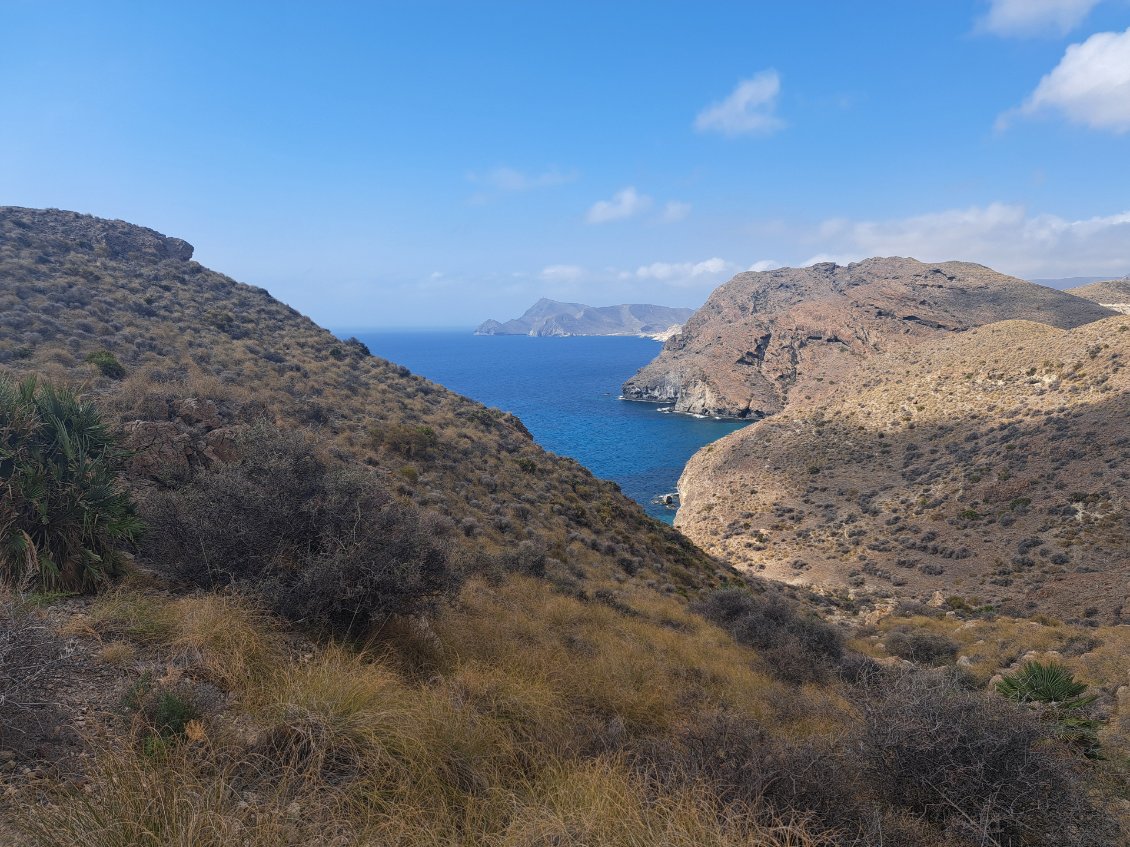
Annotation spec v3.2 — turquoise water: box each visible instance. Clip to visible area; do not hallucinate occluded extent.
[351,331,749,523]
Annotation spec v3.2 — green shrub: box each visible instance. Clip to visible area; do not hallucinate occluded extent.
[140,426,461,637]
[997,661,1101,756]
[694,588,844,684]
[0,374,141,590]
[84,350,126,380]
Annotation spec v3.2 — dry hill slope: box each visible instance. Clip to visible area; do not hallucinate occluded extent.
[676,317,1130,620]
[1069,279,1130,315]
[623,257,1116,418]
[0,206,718,591]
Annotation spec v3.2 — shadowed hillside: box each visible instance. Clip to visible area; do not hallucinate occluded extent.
[676,318,1130,621]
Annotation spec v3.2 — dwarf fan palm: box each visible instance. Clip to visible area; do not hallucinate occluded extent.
[0,374,141,590]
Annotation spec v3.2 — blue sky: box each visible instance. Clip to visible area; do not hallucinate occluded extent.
[3,1,1129,327]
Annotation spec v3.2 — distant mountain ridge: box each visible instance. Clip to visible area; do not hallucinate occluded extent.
[477,298,693,340]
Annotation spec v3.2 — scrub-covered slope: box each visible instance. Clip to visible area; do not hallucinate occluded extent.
[677,317,1130,620]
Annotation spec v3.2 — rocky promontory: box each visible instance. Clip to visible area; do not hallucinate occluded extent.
[477,297,693,339]
[622,258,1117,418]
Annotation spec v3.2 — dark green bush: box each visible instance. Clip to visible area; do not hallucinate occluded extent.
[883,628,960,665]
[0,374,141,590]
[139,426,460,637]
[694,588,844,683]
[85,349,126,380]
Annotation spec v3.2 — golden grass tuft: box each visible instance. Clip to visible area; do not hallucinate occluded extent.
[167,594,283,690]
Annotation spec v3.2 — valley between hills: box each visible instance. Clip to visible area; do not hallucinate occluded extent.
[3,207,1130,846]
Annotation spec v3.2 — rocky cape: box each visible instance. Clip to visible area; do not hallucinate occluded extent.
[477,297,693,340]
[622,258,1117,419]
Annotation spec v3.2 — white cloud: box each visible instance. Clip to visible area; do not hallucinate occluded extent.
[661,201,692,223]
[807,202,1130,278]
[539,264,584,282]
[748,260,780,272]
[1003,28,1130,133]
[694,70,785,137]
[977,0,1101,36]
[635,257,737,285]
[586,187,652,223]
[467,166,576,195]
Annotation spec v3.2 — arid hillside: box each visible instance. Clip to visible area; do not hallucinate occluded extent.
[1069,279,1130,315]
[623,258,1116,418]
[676,317,1130,620]
[0,206,716,591]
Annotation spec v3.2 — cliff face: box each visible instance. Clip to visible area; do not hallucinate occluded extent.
[477,298,693,339]
[622,258,1117,418]
[675,317,1130,619]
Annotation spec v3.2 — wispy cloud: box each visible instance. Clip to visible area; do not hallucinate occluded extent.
[540,264,584,282]
[635,257,737,286]
[976,0,1101,37]
[661,201,692,223]
[1000,28,1130,133]
[748,260,780,272]
[806,202,1130,277]
[586,187,652,224]
[694,70,785,137]
[467,166,577,202]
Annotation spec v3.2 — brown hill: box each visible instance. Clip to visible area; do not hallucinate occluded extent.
[0,206,718,591]
[675,317,1130,620]
[623,257,1117,418]
[1069,279,1130,315]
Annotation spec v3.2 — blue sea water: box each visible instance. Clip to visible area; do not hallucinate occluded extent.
[351,330,750,523]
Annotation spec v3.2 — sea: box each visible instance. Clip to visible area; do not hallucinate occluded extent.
[350,330,750,524]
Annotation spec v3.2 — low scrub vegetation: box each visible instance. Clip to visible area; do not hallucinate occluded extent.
[139,426,462,637]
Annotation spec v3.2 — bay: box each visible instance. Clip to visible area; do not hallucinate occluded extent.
[350,330,750,523]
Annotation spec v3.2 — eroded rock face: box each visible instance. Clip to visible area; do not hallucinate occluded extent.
[623,258,1117,418]
[123,398,244,481]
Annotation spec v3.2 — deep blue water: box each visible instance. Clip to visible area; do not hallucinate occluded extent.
[351,330,750,523]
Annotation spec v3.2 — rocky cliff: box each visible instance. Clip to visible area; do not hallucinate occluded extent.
[622,258,1117,418]
[675,316,1130,619]
[477,297,693,339]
